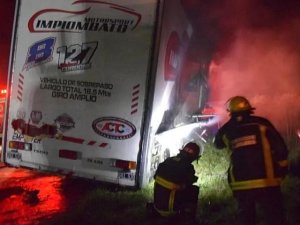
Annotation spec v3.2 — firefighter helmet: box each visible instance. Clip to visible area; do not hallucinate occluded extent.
[226,96,255,113]
[181,142,201,160]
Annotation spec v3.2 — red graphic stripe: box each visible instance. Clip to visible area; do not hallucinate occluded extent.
[131,109,138,114]
[87,140,96,145]
[73,0,133,11]
[132,84,140,89]
[131,84,140,115]
[28,8,91,33]
[60,135,109,148]
[132,90,139,96]
[132,96,138,102]
[62,135,84,144]
[17,73,24,102]
[131,103,138,108]
[99,143,108,148]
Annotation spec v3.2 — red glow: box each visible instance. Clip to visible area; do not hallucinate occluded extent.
[208,27,300,132]
[0,1,15,87]
[0,167,66,224]
[199,0,300,134]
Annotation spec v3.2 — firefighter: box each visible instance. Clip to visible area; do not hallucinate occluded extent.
[213,96,288,225]
[151,142,201,224]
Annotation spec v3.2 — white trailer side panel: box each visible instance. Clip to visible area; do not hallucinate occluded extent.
[5,0,158,186]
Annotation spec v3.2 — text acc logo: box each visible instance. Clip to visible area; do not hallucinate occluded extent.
[92,117,136,140]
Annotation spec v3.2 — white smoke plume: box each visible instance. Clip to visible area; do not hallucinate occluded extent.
[202,0,300,136]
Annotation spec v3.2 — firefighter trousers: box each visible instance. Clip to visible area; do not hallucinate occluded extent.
[233,186,286,225]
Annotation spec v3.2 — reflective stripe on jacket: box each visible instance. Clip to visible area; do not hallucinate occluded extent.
[154,175,184,216]
[153,153,196,216]
[214,114,288,191]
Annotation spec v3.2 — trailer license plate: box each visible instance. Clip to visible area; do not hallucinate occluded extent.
[7,151,22,160]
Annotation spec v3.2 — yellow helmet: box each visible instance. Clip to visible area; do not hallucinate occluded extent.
[226,96,254,113]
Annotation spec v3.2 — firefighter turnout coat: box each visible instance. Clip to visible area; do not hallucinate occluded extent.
[214,114,288,191]
[153,152,199,217]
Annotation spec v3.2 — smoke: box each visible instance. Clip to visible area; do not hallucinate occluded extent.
[196,0,300,133]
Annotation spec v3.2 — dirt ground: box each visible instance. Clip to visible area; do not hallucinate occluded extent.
[0,162,98,225]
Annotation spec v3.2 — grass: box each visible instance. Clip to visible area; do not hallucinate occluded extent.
[43,139,300,225]
[195,143,236,225]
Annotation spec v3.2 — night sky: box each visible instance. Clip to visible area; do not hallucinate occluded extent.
[0,0,15,89]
